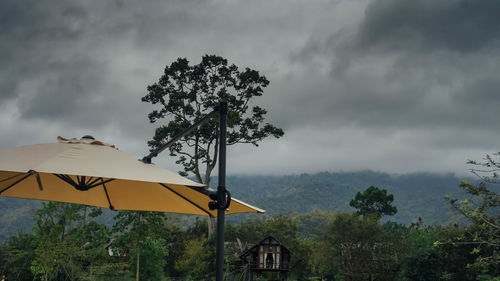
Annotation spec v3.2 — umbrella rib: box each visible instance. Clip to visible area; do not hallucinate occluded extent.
[100,178,115,210]
[87,177,102,187]
[159,183,212,216]
[0,172,33,195]
[54,174,77,186]
[53,174,115,191]
[184,185,211,196]
[89,178,115,188]
[0,173,24,184]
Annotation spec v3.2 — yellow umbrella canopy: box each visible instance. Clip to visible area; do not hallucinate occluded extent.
[0,136,264,216]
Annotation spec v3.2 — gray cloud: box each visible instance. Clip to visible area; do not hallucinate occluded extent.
[290,0,500,135]
[1,0,499,176]
[356,0,500,53]
[17,58,107,120]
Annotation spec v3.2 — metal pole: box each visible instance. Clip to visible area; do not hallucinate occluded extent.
[140,102,229,280]
[216,101,228,281]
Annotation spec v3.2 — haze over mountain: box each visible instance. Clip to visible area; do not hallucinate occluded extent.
[0,170,471,241]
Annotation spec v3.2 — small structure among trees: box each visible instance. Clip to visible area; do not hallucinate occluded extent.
[240,236,292,281]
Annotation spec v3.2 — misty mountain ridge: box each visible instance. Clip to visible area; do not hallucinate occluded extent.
[224,170,470,224]
[0,170,472,241]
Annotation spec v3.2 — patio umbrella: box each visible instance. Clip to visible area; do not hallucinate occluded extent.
[0,136,264,216]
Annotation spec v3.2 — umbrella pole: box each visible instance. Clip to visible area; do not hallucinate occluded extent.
[140,102,229,281]
[216,102,228,281]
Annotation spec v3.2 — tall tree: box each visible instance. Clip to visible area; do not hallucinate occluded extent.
[349,185,397,218]
[321,213,401,281]
[129,237,168,281]
[112,211,167,281]
[30,202,84,281]
[0,233,36,281]
[29,202,111,281]
[444,153,500,277]
[142,55,284,185]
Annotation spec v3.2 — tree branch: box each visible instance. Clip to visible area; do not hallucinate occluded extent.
[194,134,202,184]
[205,135,219,185]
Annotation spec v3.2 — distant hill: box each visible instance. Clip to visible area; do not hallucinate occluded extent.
[225,171,470,224]
[0,171,470,241]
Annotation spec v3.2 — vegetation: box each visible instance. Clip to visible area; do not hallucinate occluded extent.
[141,55,283,184]
[349,185,397,218]
[141,54,284,238]
[1,170,498,280]
[0,171,474,240]
[439,152,500,279]
[112,211,168,281]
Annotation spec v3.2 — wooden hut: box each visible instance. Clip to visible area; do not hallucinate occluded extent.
[240,236,292,281]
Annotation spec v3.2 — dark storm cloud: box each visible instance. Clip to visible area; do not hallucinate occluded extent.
[1,0,498,175]
[0,0,153,128]
[291,0,500,139]
[16,58,107,120]
[1,1,90,99]
[356,0,500,53]
[0,0,166,160]
[0,0,219,123]
[1,1,96,105]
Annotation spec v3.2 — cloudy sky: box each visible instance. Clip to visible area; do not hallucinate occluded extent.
[1,0,499,177]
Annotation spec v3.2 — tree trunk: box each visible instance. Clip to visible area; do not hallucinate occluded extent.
[136,238,140,281]
[207,215,215,237]
[225,259,230,281]
[136,212,141,281]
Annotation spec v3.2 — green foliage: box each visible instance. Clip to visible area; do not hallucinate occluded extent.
[30,202,86,281]
[433,224,478,281]
[112,211,167,246]
[350,185,397,217]
[226,215,300,247]
[2,206,497,281]
[83,262,130,281]
[1,171,474,237]
[3,168,499,281]
[129,237,168,281]
[441,153,500,278]
[112,211,168,280]
[142,55,283,183]
[20,202,119,281]
[175,234,215,280]
[161,216,187,278]
[0,233,36,281]
[319,213,401,281]
[398,225,442,281]
[224,171,465,226]
[293,210,338,239]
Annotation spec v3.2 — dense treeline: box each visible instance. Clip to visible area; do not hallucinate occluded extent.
[1,181,498,281]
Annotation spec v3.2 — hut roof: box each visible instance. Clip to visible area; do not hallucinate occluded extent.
[240,236,291,260]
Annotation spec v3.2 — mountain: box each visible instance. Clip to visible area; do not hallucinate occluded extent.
[225,171,469,224]
[0,171,470,241]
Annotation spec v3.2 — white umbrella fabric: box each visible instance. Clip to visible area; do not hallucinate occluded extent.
[0,136,264,216]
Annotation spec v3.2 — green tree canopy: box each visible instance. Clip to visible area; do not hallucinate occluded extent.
[112,211,168,281]
[142,55,284,184]
[129,237,168,281]
[320,213,402,281]
[443,153,500,277]
[349,185,397,218]
[29,202,112,281]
